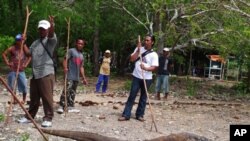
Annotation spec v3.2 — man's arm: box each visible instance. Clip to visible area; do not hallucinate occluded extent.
[141,65,158,72]
[23,45,31,68]
[130,41,142,62]
[62,57,68,74]
[23,44,31,57]
[2,47,12,67]
[80,67,87,85]
[48,16,55,38]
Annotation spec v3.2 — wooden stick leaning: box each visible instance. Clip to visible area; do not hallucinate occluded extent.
[0,77,48,141]
[5,6,33,126]
[64,17,71,116]
[138,35,158,132]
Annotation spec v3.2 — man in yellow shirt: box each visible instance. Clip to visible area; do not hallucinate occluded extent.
[95,50,111,94]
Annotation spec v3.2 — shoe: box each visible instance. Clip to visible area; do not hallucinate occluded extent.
[68,108,80,113]
[155,93,161,100]
[118,116,129,121]
[163,94,168,100]
[136,117,145,122]
[57,107,64,114]
[41,121,52,127]
[18,117,31,123]
[94,91,101,94]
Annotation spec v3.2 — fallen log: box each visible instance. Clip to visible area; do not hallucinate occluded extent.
[41,128,120,141]
[41,129,213,141]
[146,132,212,141]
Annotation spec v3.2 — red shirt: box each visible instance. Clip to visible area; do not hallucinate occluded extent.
[9,46,26,72]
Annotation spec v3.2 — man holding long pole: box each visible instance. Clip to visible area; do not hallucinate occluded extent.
[18,16,57,128]
[118,34,158,122]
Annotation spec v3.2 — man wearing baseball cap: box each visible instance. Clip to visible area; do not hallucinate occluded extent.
[155,48,173,100]
[2,34,31,105]
[19,16,57,128]
[95,50,112,93]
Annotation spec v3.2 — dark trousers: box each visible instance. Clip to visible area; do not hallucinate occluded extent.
[122,76,152,119]
[59,80,78,108]
[26,74,54,121]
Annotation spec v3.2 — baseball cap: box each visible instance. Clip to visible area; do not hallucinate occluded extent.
[15,34,22,41]
[163,48,170,52]
[38,20,51,29]
[105,50,111,53]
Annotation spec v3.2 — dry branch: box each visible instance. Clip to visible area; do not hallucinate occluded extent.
[0,77,48,141]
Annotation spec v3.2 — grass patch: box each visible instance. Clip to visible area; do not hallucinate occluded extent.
[0,114,5,122]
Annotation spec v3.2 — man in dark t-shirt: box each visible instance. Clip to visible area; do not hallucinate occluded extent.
[57,39,88,114]
[155,48,173,100]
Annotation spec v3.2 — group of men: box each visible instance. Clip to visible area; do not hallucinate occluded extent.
[2,16,172,127]
[1,16,89,127]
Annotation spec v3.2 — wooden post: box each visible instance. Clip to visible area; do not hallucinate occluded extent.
[5,6,33,125]
[0,77,48,141]
[64,17,71,116]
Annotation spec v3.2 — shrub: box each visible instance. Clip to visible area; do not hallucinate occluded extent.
[0,35,14,62]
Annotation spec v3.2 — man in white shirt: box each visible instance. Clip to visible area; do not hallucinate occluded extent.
[118,35,158,122]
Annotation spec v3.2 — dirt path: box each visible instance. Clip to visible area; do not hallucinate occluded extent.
[0,77,250,141]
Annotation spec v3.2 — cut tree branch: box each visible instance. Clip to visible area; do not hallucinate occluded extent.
[112,0,149,31]
[224,5,250,18]
[170,29,224,51]
[238,0,250,7]
[181,9,216,19]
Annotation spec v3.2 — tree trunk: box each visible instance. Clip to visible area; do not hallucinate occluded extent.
[93,28,100,76]
[188,49,192,76]
[247,67,250,92]
[17,0,24,18]
[93,0,100,76]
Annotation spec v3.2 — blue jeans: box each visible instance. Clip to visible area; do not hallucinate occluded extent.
[95,74,109,93]
[122,76,152,119]
[155,75,169,94]
[7,71,27,93]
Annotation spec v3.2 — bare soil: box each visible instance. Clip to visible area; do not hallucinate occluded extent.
[0,75,250,141]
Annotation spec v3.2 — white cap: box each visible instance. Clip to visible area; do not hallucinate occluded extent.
[163,48,170,52]
[38,20,51,29]
[105,50,111,53]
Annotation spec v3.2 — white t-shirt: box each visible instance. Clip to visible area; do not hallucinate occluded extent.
[132,47,158,80]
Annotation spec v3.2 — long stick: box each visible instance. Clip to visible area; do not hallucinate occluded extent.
[138,35,158,132]
[5,6,33,125]
[64,17,71,116]
[0,77,48,141]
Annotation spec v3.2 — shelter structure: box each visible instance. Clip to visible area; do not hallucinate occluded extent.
[204,55,225,80]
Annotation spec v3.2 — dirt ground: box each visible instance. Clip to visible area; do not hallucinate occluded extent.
[0,76,250,141]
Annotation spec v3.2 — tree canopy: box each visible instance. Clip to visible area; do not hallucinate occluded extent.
[0,0,250,89]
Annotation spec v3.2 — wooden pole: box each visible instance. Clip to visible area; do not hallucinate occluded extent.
[64,17,71,116]
[5,6,33,125]
[138,35,158,132]
[0,77,48,141]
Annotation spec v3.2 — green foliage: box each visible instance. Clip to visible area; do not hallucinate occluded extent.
[56,47,66,58]
[0,35,14,62]
[0,114,5,122]
[25,67,32,77]
[0,0,250,85]
[232,82,250,95]
[20,132,30,141]
[124,80,132,91]
[84,61,93,77]
[186,77,197,96]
